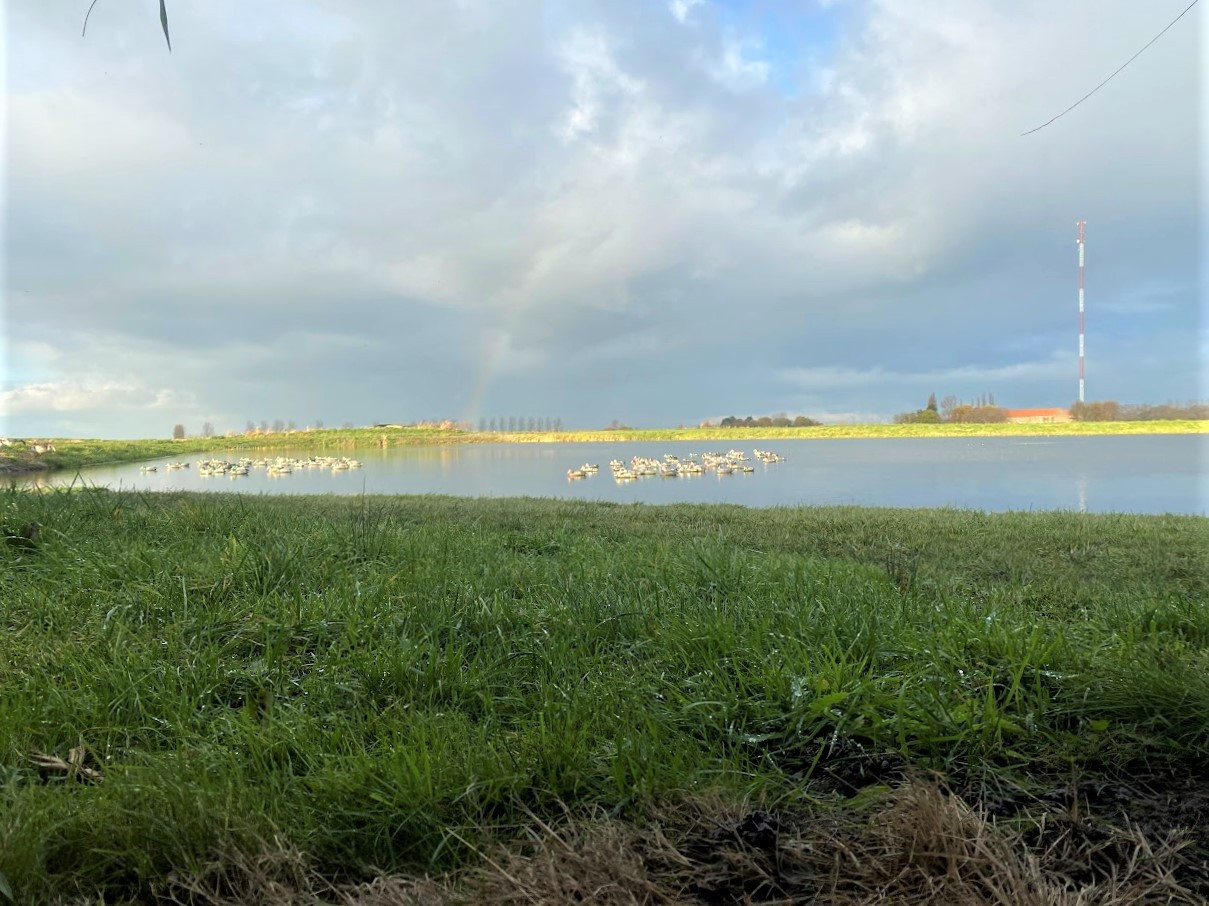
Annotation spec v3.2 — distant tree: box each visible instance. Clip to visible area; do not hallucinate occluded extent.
[926,393,938,413]
[1072,400,1120,421]
[940,396,958,421]
[793,415,821,427]
[527,417,536,432]
[894,408,941,424]
[245,420,256,434]
[260,420,270,433]
[478,418,486,433]
[488,418,497,432]
[315,420,324,430]
[508,417,516,432]
[554,417,563,431]
[947,404,1007,424]
[287,420,297,432]
[201,421,215,438]
[342,421,354,429]
[172,423,186,440]
[272,419,285,433]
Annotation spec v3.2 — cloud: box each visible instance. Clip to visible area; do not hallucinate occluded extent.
[3,0,1201,435]
[778,354,1071,392]
[0,380,194,415]
[669,0,703,25]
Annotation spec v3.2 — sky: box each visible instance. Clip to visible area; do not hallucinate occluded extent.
[2,0,1204,437]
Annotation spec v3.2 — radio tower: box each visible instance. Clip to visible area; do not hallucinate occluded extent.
[1077,220,1086,404]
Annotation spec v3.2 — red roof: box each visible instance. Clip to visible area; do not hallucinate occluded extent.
[1005,408,1068,417]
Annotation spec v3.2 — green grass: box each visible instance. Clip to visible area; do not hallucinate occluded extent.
[1,427,469,474]
[3,419,1205,477]
[1,490,1207,902]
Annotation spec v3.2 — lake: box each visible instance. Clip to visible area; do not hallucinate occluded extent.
[17,435,1207,514]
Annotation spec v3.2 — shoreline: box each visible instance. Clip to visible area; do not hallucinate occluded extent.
[2,420,1206,476]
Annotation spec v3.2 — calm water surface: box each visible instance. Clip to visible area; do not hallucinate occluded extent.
[20,436,1207,514]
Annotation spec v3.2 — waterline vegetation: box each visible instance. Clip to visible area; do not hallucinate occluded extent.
[2,490,1207,902]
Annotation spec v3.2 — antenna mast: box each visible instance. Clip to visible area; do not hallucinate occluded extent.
[1077,220,1086,404]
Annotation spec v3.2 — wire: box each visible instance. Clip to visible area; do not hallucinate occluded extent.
[1022,0,1199,136]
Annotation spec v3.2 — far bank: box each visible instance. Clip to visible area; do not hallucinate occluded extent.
[2,419,1206,476]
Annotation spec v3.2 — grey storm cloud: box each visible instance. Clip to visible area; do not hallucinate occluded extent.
[2,0,1202,437]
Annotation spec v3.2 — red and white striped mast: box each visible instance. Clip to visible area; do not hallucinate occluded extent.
[1077,220,1086,404]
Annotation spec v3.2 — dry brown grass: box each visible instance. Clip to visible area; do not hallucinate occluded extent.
[154,781,1199,906]
[800,782,1195,905]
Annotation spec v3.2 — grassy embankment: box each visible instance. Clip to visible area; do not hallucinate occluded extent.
[2,490,1208,903]
[4,419,1207,476]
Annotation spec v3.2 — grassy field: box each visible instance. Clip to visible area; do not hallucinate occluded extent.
[3,419,1207,476]
[0,428,468,474]
[2,490,1208,903]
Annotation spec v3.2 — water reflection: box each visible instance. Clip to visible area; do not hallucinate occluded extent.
[13,435,1206,515]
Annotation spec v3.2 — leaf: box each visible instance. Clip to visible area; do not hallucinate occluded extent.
[1089,719,1111,732]
[0,870,13,903]
[160,0,171,52]
[81,0,102,37]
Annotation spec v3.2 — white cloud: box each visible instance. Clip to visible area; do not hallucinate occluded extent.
[778,355,1071,392]
[712,43,770,89]
[669,0,703,25]
[0,380,194,415]
[555,30,644,143]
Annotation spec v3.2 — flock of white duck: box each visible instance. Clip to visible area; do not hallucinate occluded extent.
[567,448,784,481]
[139,456,362,477]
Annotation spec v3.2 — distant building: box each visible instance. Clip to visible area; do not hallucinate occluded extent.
[1005,408,1071,424]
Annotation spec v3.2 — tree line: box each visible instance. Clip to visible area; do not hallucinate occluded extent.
[895,393,1007,424]
[704,414,822,428]
[895,394,1209,424]
[1070,401,1209,421]
[171,420,353,439]
[477,418,564,433]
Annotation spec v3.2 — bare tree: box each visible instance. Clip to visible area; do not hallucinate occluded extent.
[245,420,256,434]
[260,420,270,433]
[287,419,297,432]
[201,422,215,438]
[272,419,285,433]
[314,420,325,430]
